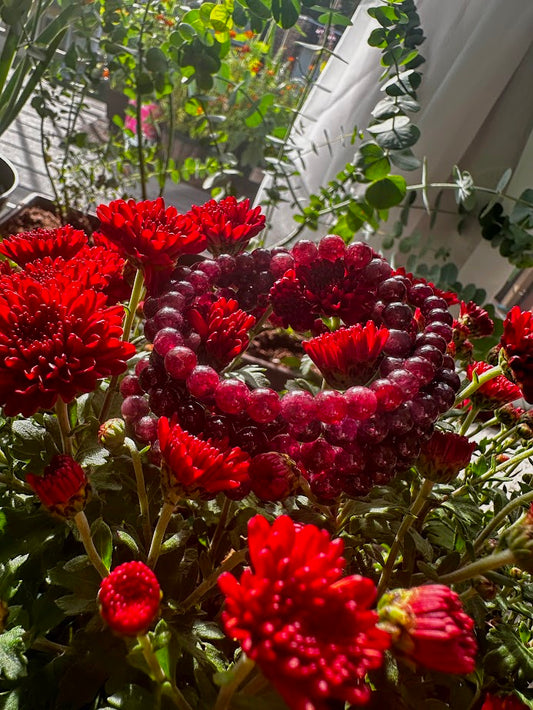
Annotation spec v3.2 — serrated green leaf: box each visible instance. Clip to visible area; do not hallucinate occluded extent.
[0,627,27,681]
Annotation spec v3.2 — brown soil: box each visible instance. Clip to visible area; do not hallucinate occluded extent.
[248,328,304,365]
[0,205,97,238]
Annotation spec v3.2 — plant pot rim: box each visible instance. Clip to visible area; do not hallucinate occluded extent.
[0,155,19,201]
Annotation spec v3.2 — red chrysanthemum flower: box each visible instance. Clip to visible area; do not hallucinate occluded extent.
[26,454,89,518]
[416,429,476,483]
[188,297,256,368]
[0,276,135,417]
[219,515,390,710]
[501,305,533,403]
[98,561,161,636]
[303,322,389,388]
[96,198,205,286]
[0,225,88,266]
[158,417,250,501]
[378,584,477,674]
[269,269,317,331]
[481,693,529,710]
[466,361,522,411]
[458,300,494,338]
[20,245,129,304]
[187,196,265,256]
[249,452,300,501]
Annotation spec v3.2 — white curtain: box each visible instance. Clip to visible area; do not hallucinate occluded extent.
[256,0,533,299]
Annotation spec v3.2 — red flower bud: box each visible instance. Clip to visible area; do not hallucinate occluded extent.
[378,584,477,674]
[98,561,161,636]
[26,455,89,519]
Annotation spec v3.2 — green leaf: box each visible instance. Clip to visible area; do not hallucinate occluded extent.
[0,626,27,681]
[106,685,155,710]
[245,93,275,127]
[243,0,272,19]
[367,5,399,26]
[210,3,233,32]
[389,148,421,171]
[496,167,512,194]
[91,518,113,572]
[365,175,406,209]
[272,0,300,28]
[354,143,390,181]
[145,47,168,73]
[375,123,420,151]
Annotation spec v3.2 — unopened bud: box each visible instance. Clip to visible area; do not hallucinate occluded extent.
[505,504,533,574]
[98,418,126,451]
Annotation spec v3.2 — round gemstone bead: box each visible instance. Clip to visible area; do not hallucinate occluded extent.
[153,328,184,357]
[280,391,317,424]
[246,388,282,424]
[318,235,346,261]
[344,387,378,420]
[214,379,250,415]
[164,346,197,380]
[186,366,220,399]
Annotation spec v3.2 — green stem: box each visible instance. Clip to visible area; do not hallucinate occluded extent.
[99,268,145,424]
[376,479,434,598]
[438,549,516,585]
[473,489,533,553]
[459,405,479,437]
[122,268,146,344]
[180,548,247,613]
[73,511,108,578]
[0,472,32,494]
[455,365,502,406]
[209,497,234,563]
[214,655,256,710]
[147,502,175,568]
[55,398,73,457]
[138,634,193,710]
[124,437,151,548]
[407,182,533,209]
[453,443,533,497]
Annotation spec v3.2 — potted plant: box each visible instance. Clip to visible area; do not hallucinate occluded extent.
[1,193,533,708]
[0,0,82,210]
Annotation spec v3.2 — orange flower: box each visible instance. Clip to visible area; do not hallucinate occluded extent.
[102,67,110,79]
[245,30,254,38]
[229,29,236,38]
[287,56,295,62]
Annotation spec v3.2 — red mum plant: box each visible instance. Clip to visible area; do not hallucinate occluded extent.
[481,693,529,710]
[188,297,256,368]
[0,276,135,417]
[467,361,522,411]
[96,198,205,287]
[501,305,533,403]
[158,417,251,501]
[98,561,161,636]
[218,514,390,709]
[378,584,477,674]
[416,429,476,483]
[393,267,459,305]
[0,225,88,266]
[26,454,89,518]
[458,300,494,338]
[186,196,265,256]
[269,268,318,331]
[303,322,389,387]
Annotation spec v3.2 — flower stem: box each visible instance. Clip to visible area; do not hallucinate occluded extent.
[453,443,533,497]
[73,511,108,578]
[55,398,73,457]
[376,478,434,598]
[209,497,234,563]
[99,268,145,424]
[147,501,175,568]
[138,633,193,710]
[214,655,256,710]
[180,548,247,613]
[438,549,516,585]
[122,268,146,345]
[459,405,479,437]
[473,489,533,553]
[124,437,152,548]
[454,365,502,405]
